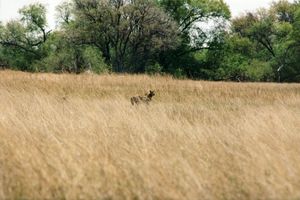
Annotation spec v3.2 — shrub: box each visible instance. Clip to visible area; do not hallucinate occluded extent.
[145,63,162,75]
[245,60,274,81]
[82,47,111,74]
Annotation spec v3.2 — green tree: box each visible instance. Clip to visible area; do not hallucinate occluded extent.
[34,31,110,74]
[0,3,50,71]
[226,0,300,82]
[64,0,179,72]
[279,5,300,81]
[157,0,231,78]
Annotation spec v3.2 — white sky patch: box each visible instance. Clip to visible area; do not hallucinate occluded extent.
[0,0,295,29]
[226,0,273,17]
[0,0,61,28]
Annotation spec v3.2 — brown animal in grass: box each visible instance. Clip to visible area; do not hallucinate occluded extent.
[131,90,155,105]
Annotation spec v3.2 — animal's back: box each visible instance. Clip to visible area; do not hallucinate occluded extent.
[131,90,155,105]
[131,96,142,105]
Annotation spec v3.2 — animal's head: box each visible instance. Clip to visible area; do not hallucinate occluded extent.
[148,90,155,98]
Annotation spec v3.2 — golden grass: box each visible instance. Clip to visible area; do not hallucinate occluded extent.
[0,70,299,200]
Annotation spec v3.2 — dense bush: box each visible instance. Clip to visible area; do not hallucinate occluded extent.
[0,0,299,82]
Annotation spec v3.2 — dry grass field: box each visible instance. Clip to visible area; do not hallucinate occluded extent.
[0,70,299,200]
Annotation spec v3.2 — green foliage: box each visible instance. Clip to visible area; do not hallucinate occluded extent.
[278,6,300,82]
[34,32,110,73]
[270,0,297,23]
[145,63,162,75]
[82,47,111,74]
[33,31,73,72]
[56,1,73,27]
[158,0,231,75]
[19,3,47,33]
[245,60,274,81]
[159,0,231,26]
[0,0,299,82]
[172,68,187,79]
[0,3,50,71]
[70,0,179,72]
[212,0,300,82]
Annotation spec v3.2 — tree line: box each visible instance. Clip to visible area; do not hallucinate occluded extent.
[0,0,299,82]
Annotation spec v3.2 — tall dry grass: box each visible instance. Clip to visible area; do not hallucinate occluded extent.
[0,70,299,199]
